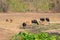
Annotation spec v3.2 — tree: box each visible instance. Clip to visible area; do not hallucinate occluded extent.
[0,0,8,12]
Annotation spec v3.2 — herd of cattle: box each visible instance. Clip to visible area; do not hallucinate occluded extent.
[22,18,50,29]
[5,18,50,29]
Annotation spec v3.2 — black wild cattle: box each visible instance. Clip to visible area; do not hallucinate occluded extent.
[40,18,45,22]
[31,20,39,25]
[22,22,26,29]
[46,18,50,22]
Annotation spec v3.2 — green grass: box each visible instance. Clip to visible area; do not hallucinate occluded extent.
[36,23,60,31]
[19,23,60,33]
[10,32,60,40]
[25,23,60,33]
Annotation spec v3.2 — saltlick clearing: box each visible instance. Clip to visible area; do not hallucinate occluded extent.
[0,13,60,40]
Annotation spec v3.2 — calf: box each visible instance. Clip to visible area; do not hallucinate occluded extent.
[31,20,39,25]
[10,19,13,23]
[6,19,8,22]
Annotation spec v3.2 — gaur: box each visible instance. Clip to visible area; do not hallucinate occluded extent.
[22,22,26,29]
[31,20,39,25]
[40,18,45,22]
[46,18,50,22]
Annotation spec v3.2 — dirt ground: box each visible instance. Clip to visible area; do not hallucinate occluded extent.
[0,12,60,40]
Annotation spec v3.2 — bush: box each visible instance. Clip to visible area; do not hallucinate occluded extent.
[10,32,60,40]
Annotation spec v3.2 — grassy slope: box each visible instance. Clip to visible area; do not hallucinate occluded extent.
[0,0,60,12]
[6,0,50,12]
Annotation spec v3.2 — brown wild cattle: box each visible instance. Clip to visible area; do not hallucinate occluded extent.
[6,19,8,22]
[10,19,13,23]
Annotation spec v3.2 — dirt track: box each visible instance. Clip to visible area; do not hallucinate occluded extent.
[0,28,14,40]
[0,13,60,40]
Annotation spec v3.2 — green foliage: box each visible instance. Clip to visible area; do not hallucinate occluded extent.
[6,0,29,12]
[33,0,49,11]
[0,0,60,12]
[10,32,60,40]
[5,0,53,12]
[0,7,3,12]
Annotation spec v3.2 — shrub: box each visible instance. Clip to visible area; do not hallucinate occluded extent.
[10,32,60,40]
